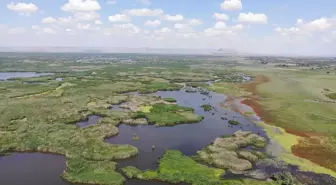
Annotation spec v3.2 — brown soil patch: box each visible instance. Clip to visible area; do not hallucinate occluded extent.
[238,75,270,95]
[241,99,272,123]
[292,138,336,172]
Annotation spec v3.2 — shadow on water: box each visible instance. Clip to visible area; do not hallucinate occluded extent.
[0,153,70,185]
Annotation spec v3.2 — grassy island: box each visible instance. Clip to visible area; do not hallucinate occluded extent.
[133,103,203,126]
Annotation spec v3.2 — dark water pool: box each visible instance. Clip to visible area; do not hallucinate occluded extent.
[0,72,54,81]
[0,153,70,185]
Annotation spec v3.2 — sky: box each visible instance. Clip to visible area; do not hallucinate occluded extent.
[0,0,336,56]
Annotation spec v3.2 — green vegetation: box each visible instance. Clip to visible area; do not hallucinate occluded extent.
[62,157,125,185]
[228,120,240,125]
[270,172,303,185]
[122,150,277,185]
[163,97,177,103]
[326,93,336,100]
[201,104,213,111]
[186,82,209,88]
[133,103,203,126]
[197,130,267,171]
[138,82,181,94]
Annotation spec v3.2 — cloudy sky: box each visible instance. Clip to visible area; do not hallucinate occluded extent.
[1,0,336,56]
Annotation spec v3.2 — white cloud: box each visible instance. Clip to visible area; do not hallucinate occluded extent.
[237,13,268,24]
[220,0,242,11]
[108,14,131,22]
[297,18,303,24]
[165,14,184,21]
[43,28,57,34]
[105,23,141,36]
[137,0,151,5]
[213,13,229,21]
[77,23,100,31]
[7,2,38,15]
[177,33,197,39]
[188,19,203,26]
[275,27,301,36]
[61,0,101,12]
[42,17,57,24]
[144,20,161,27]
[154,27,172,34]
[275,17,335,37]
[231,24,244,30]
[174,24,194,33]
[74,12,100,21]
[57,17,74,25]
[94,20,102,25]
[126,9,164,16]
[303,17,332,32]
[8,27,26,34]
[32,25,57,34]
[214,21,227,29]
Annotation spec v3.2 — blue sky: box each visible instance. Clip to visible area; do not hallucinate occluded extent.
[0,0,335,55]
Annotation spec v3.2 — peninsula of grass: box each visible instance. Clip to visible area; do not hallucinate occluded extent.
[197,130,267,171]
[62,157,125,185]
[163,97,177,103]
[201,104,213,111]
[133,103,203,126]
[122,150,277,185]
[228,120,240,125]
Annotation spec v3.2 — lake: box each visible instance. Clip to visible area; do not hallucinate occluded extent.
[0,72,54,81]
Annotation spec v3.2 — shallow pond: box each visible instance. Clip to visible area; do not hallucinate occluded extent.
[0,72,54,81]
[0,153,70,185]
[76,115,101,128]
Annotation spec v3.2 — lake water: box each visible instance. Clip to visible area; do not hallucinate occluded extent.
[0,72,54,81]
[0,153,70,185]
[106,90,267,171]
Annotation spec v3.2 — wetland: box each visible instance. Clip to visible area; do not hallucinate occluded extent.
[0,53,336,185]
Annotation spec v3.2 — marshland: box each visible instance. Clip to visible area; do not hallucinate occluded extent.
[0,53,336,185]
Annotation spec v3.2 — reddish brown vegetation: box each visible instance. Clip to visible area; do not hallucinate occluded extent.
[292,138,336,171]
[238,75,336,172]
[241,99,272,123]
[238,75,270,96]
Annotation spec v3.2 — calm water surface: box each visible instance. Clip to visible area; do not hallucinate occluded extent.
[107,91,266,170]
[0,72,54,81]
[0,153,70,185]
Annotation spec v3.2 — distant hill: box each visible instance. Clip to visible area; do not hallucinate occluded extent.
[212,48,239,56]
